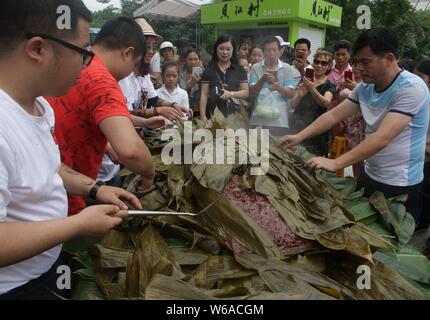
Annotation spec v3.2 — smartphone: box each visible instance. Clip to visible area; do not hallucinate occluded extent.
[215,86,221,97]
[344,70,353,81]
[192,66,203,75]
[295,51,304,60]
[305,68,314,82]
[268,70,278,82]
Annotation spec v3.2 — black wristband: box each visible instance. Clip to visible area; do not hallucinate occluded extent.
[88,181,105,200]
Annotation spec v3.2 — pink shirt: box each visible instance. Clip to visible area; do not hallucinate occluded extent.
[327,64,352,86]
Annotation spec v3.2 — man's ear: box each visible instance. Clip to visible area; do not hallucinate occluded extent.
[25,37,48,64]
[122,47,135,60]
[385,52,397,65]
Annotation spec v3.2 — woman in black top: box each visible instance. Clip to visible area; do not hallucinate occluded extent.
[290,49,336,156]
[199,35,249,121]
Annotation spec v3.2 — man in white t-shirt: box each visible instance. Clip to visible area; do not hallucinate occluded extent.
[0,0,142,299]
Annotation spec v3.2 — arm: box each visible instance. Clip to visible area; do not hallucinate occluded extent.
[278,98,360,148]
[59,163,94,196]
[0,205,122,268]
[59,163,142,209]
[306,112,412,171]
[250,76,268,98]
[99,116,155,189]
[303,77,333,108]
[330,113,411,168]
[131,102,184,121]
[290,83,307,109]
[220,82,249,100]
[309,88,334,108]
[293,57,306,77]
[131,115,166,128]
[270,82,294,100]
[199,82,210,122]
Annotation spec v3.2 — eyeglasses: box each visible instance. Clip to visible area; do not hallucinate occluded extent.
[313,59,330,67]
[26,33,95,67]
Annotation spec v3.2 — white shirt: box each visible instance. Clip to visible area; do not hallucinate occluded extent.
[0,90,68,295]
[151,52,161,73]
[156,85,190,120]
[100,74,160,182]
[118,73,158,110]
[249,60,297,128]
[97,153,120,183]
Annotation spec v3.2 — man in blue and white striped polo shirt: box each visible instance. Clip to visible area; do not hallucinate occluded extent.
[278,28,430,223]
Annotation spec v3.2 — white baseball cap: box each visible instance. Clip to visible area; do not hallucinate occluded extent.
[275,36,290,47]
[160,41,175,51]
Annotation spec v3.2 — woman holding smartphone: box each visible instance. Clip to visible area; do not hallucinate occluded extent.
[199,34,249,121]
[289,49,336,156]
[179,49,204,114]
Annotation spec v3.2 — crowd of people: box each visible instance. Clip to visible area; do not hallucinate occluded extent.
[0,0,429,300]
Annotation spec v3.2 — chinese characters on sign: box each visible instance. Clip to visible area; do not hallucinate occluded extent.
[220,0,266,20]
[263,8,291,17]
[311,0,333,22]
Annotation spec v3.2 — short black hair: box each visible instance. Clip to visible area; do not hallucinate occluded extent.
[416,59,430,77]
[94,17,146,57]
[294,38,311,50]
[399,59,416,73]
[334,40,351,53]
[0,0,92,55]
[211,34,238,65]
[262,36,281,50]
[185,49,201,59]
[162,60,179,75]
[353,27,399,57]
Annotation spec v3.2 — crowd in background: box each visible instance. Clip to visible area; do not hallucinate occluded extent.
[0,0,429,299]
[137,20,430,249]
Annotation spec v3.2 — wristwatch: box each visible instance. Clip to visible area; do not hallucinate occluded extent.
[88,181,106,200]
[171,102,177,108]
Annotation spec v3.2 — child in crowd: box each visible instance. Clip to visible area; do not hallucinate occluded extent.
[249,46,264,66]
[157,61,190,120]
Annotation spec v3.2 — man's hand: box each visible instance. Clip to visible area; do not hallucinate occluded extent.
[262,72,277,84]
[173,103,193,119]
[305,157,341,172]
[269,82,281,92]
[73,205,123,238]
[158,107,184,121]
[294,57,306,75]
[96,185,143,211]
[277,134,302,150]
[142,116,168,129]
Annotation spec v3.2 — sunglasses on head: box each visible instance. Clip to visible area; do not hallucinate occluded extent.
[26,33,94,67]
[313,59,330,67]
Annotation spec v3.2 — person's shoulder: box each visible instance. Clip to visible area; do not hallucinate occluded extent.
[398,70,428,90]
[252,61,264,69]
[176,86,188,95]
